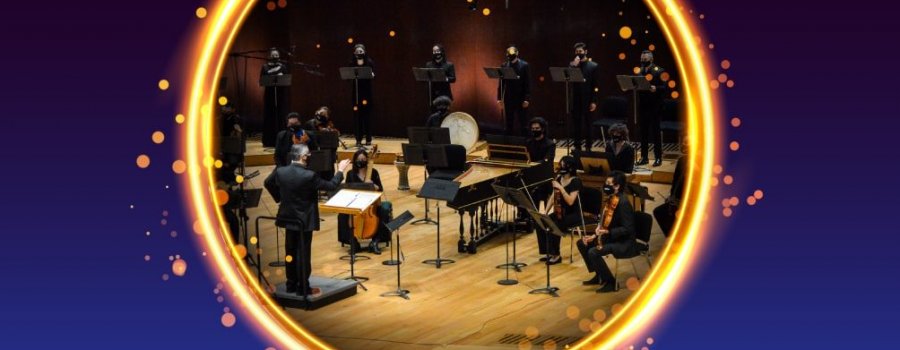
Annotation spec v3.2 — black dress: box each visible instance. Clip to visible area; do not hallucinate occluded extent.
[425,59,456,100]
[260,61,290,147]
[536,176,583,256]
[350,57,375,144]
[605,141,635,174]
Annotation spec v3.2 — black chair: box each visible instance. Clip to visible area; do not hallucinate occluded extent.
[591,96,629,146]
[659,99,684,156]
[610,211,654,290]
[429,144,468,181]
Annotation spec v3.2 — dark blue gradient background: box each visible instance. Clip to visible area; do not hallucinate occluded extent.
[1,1,897,348]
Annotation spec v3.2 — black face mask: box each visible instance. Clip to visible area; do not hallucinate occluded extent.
[433,53,443,61]
[577,53,586,60]
[507,54,517,61]
[355,160,367,168]
[316,114,326,121]
[532,129,543,138]
[603,184,615,196]
[611,135,624,143]
[355,53,365,59]
[641,60,651,67]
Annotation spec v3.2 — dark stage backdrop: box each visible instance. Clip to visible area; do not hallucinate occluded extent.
[222,0,679,139]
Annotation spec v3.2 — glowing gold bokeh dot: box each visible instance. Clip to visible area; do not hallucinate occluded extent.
[541,339,556,350]
[578,318,592,332]
[668,80,677,88]
[482,8,491,16]
[136,154,150,168]
[214,159,224,168]
[233,244,248,259]
[723,175,734,185]
[619,26,633,39]
[278,0,287,8]
[195,7,207,18]
[710,80,720,89]
[215,189,230,206]
[671,91,680,99]
[158,79,170,91]
[221,312,236,327]
[152,131,165,144]
[626,277,641,291]
[172,160,186,174]
[218,96,228,106]
[754,189,764,199]
[730,141,740,151]
[172,258,187,276]
[285,255,293,263]
[747,196,757,206]
[250,236,258,245]
[175,113,186,124]
[518,340,533,350]
[731,117,742,127]
[525,326,539,339]
[389,30,396,37]
[566,305,580,319]
[618,53,626,60]
[726,80,735,88]
[723,207,733,217]
[721,59,731,70]
[593,309,607,322]
[236,175,244,183]
[717,73,728,83]
[347,37,354,44]
[266,1,276,11]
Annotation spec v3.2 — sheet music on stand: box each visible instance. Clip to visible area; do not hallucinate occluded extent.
[323,190,382,212]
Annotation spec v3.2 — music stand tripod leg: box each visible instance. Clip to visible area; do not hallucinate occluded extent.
[422,205,455,268]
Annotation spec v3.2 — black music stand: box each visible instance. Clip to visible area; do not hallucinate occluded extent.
[625,182,655,212]
[491,185,536,285]
[418,178,460,268]
[484,67,520,133]
[617,75,652,124]
[550,67,586,154]
[525,209,563,297]
[259,74,292,148]
[579,151,614,175]
[404,127,451,226]
[413,67,449,110]
[380,211,415,300]
[339,67,374,107]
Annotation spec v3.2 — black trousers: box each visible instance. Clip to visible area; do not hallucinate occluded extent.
[504,100,528,136]
[284,229,313,294]
[653,202,677,237]
[263,87,290,147]
[571,106,594,150]
[354,103,373,144]
[536,211,582,256]
[577,237,628,283]
[638,102,662,160]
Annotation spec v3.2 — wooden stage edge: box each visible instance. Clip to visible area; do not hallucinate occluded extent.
[243,137,677,184]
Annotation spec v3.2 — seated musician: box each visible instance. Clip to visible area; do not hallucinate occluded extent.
[274,113,303,168]
[304,106,334,132]
[604,123,635,174]
[425,95,452,128]
[526,117,556,164]
[576,170,636,293]
[337,149,391,254]
[539,155,583,265]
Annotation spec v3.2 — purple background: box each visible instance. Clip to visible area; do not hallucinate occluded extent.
[1,0,898,348]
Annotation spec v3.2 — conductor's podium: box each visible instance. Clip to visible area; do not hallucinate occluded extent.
[273,277,358,310]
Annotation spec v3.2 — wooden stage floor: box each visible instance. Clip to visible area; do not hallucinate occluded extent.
[241,158,674,349]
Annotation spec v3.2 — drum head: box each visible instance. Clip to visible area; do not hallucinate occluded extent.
[441,111,479,152]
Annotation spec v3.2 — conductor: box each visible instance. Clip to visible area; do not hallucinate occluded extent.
[265,144,352,297]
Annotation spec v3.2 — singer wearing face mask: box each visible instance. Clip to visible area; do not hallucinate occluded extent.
[604,123,635,174]
[569,42,600,151]
[635,50,667,167]
[576,170,636,293]
[539,156,583,265]
[497,45,531,136]
[350,44,375,147]
[337,149,391,254]
[425,44,457,101]
[426,95,453,128]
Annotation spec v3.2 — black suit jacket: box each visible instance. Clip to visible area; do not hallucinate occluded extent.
[600,193,637,256]
[264,163,344,231]
[571,60,600,112]
[497,59,531,103]
[638,64,667,108]
[425,60,456,100]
